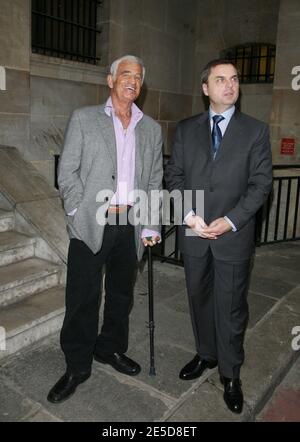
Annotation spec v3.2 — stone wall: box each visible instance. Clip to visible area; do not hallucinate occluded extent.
[1,0,297,188]
[0,0,31,160]
[100,0,199,155]
[193,0,280,123]
[101,0,281,154]
[29,56,109,183]
[270,0,300,164]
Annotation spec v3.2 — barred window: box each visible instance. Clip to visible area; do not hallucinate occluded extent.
[222,43,276,84]
[32,0,101,65]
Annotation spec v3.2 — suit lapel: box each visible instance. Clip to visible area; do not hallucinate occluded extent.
[96,106,117,171]
[215,109,244,161]
[197,111,213,160]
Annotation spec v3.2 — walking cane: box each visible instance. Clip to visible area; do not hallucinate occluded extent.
[147,240,156,376]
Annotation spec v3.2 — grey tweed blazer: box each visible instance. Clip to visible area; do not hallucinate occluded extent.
[58,103,163,260]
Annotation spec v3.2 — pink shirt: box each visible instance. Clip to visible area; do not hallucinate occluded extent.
[105,97,159,241]
[105,97,142,206]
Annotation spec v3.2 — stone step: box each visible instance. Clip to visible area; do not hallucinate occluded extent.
[0,231,36,266]
[0,209,14,232]
[0,257,62,307]
[0,285,65,360]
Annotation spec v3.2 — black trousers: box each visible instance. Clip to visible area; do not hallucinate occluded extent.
[183,248,250,379]
[60,223,137,374]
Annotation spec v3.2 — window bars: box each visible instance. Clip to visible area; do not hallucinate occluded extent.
[32,0,102,65]
[223,43,276,84]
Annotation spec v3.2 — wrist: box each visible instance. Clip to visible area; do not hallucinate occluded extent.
[186,214,196,228]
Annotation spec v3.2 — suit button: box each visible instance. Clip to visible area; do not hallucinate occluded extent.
[112,175,115,180]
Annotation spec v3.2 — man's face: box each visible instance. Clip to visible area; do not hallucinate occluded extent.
[202,64,239,112]
[107,60,143,104]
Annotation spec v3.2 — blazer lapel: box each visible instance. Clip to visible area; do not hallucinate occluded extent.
[135,118,146,185]
[96,106,117,171]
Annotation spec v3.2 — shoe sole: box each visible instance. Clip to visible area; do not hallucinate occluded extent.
[94,355,141,376]
[47,389,77,404]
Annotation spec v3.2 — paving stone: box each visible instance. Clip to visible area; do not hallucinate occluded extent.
[247,291,277,329]
[0,335,167,422]
[256,357,300,422]
[167,380,251,422]
[235,295,300,412]
[134,261,187,302]
[163,290,190,315]
[0,379,38,422]
[284,287,300,315]
[249,272,296,299]
[252,260,300,286]
[125,341,197,399]
[129,295,195,351]
[0,239,299,422]
[256,242,300,258]
[47,369,168,422]
[25,409,62,422]
[1,339,66,394]
[254,253,300,274]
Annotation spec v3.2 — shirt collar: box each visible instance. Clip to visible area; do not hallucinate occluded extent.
[104,96,143,122]
[209,105,235,121]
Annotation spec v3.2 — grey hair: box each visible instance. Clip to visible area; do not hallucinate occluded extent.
[110,55,145,83]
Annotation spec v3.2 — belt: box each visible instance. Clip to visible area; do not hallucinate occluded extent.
[107,205,131,214]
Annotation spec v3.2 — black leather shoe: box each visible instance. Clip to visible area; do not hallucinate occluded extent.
[94,352,141,376]
[179,354,217,380]
[220,375,244,414]
[47,371,91,404]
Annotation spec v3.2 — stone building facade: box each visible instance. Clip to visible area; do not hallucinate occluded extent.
[0,0,299,186]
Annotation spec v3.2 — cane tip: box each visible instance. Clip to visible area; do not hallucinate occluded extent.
[149,368,156,376]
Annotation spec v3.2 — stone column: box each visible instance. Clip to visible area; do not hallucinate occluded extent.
[0,0,31,157]
[270,0,300,164]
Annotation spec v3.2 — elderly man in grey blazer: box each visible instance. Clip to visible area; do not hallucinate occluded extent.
[165,59,272,414]
[47,55,163,403]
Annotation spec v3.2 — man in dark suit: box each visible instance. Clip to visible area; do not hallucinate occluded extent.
[164,59,272,414]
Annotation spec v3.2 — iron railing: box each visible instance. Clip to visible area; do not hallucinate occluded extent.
[256,165,300,246]
[32,0,101,65]
[54,156,300,265]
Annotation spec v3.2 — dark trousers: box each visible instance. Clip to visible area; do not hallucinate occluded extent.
[60,224,137,374]
[183,248,250,379]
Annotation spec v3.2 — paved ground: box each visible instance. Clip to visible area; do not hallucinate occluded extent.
[256,357,300,422]
[0,241,299,422]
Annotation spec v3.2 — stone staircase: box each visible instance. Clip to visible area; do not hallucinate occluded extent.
[0,208,65,360]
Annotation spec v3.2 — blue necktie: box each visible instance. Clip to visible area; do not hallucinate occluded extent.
[212,115,225,158]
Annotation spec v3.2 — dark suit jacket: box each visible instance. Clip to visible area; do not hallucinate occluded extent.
[164,109,273,261]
